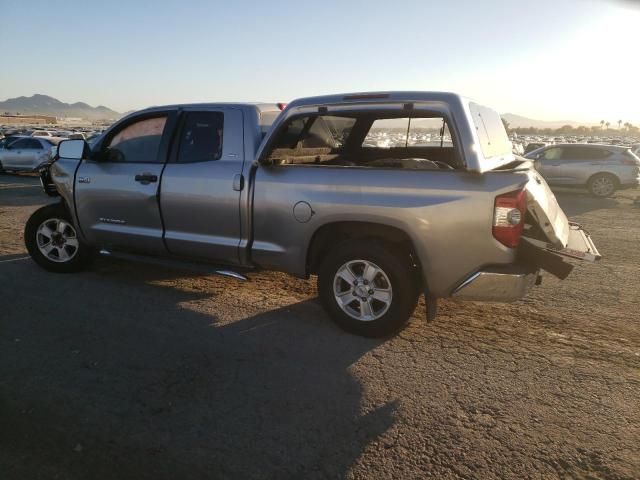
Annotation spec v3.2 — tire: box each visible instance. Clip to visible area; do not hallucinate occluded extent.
[318,240,420,338]
[24,203,93,273]
[588,173,618,198]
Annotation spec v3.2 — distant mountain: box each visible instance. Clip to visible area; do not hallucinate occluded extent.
[502,113,595,130]
[0,94,121,120]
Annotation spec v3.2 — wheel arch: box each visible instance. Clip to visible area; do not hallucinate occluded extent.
[587,171,620,187]
[306,221,424,287]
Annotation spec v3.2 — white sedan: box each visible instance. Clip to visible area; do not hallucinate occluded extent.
[0,137,62,172]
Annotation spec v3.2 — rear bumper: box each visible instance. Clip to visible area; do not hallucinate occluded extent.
[451,266,538,302]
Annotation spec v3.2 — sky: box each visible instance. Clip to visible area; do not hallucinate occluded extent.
[1,0,639,124]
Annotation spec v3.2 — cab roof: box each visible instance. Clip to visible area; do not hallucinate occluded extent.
[127,102,282,117]
[285,91,471,109]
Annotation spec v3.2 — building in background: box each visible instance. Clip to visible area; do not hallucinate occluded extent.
[0,114,57,125]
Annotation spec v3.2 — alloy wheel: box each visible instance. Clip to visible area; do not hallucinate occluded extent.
[36,218,79,263]
[591,176,615,197]
[333,259,393,321]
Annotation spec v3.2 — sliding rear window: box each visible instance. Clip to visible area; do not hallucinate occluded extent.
[363,117,453,148]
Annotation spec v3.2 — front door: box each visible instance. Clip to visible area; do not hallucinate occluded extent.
[160,108,245,264]
[1,138,26,168]
[74,111,175,254]
[536,146,564,184]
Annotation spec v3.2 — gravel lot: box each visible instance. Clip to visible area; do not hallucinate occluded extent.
[1,175,639,479]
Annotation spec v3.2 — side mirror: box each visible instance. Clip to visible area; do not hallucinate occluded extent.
[58,139,88,160]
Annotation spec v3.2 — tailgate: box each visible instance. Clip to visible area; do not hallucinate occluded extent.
[522,223,601,262]
[518,223,601,280]
[524,168,570,248]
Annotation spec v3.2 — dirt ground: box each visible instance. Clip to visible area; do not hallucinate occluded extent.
[0,174,638,479]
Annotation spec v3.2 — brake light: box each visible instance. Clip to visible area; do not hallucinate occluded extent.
[343,93,390,100]
[623,151,640,165]
[277,103,287,111]
[493,189,527,248]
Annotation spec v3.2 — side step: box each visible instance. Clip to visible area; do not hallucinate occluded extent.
[99,249,249,281]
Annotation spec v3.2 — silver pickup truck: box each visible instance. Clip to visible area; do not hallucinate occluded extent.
[26,92,600,337]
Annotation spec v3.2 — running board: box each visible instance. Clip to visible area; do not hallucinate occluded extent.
[99,249,249,281]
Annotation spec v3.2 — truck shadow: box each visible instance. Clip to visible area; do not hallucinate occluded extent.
[0,174,51,207]
[0,259,397,480]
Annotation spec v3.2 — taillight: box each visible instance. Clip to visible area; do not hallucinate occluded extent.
[623,151,640,165]
[277,102,287,110]
[493,189,526,248]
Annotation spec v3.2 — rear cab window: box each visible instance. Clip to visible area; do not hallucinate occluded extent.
[363,117,453,148]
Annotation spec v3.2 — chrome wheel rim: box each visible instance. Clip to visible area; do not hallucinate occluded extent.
[333,259,392,322]
[591,176,614,196]
[36,218,79,263]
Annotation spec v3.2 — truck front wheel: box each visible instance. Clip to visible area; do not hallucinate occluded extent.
[24,203,93,273]
[318,240,419,338]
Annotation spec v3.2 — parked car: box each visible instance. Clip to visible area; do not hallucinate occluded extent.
[26,92,599,337]
[31,130,54,137]
[0,137,62,172]
[525,143,640,197]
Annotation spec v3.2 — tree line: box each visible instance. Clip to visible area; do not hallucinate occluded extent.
[501,118,640,137]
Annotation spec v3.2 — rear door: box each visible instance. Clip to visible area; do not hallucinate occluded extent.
[74,111,176,254]
[555,146,598,184]
[159,107,245,264]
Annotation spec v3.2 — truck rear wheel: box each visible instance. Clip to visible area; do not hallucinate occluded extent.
[318,240,419,338]
[24,203,93,273]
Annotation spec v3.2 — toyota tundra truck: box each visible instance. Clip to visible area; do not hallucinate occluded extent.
[26,92,600,337]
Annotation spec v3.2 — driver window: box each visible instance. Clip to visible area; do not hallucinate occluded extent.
[541,147,562,161]
[105,115,167,163]
[9,139,29,149]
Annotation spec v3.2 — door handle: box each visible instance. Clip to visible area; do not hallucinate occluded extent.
[232,174,244,191]
[135,173,158,184]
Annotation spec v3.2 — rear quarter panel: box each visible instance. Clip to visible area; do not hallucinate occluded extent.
[251,166,529,297]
